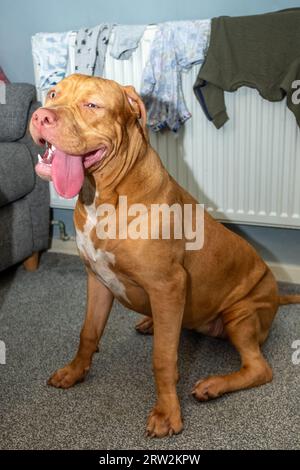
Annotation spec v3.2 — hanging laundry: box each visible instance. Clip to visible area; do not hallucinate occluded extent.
[140,20,211,132]
[32,32,71,90]
[110,24,146,60]
[194,8,300,129]
[75,24,113,76]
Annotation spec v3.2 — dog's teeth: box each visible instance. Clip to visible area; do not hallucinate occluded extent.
[38,154,42,163]
[51,145,56,151]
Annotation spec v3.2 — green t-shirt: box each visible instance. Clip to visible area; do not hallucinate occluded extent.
[194,8,300,129]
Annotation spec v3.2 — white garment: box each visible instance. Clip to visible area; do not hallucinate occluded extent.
[32,32,72,90]
[140,20,211,132]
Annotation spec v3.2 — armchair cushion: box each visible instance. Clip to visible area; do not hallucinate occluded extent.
[0,83,36,142]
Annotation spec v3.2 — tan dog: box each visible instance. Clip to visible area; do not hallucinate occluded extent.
[30,74,300,438]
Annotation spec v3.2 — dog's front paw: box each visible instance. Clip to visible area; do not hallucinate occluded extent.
[146,406,183,438]
[47,362,89,389]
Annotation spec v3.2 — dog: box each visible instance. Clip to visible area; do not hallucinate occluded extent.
[30,73,300,438]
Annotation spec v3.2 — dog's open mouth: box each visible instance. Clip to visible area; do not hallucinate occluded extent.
[35,143,107,199]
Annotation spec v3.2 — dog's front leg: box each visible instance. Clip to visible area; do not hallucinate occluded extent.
[146,266,186,438]
[48,271,113,388]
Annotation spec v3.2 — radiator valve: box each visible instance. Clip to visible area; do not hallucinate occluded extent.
[51,220,70,241]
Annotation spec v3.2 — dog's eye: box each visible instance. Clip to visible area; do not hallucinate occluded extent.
[49,91,56,99]
[85,103,99,109]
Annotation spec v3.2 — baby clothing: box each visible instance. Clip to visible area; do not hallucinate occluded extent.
[110,24,146,60]
[75,24,113,76]
[140,19,211,132]
[32,32,71,90]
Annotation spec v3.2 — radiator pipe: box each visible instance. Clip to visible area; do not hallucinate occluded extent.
[51,220,71,241]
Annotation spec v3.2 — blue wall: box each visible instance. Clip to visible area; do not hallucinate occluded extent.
[1,0,300,83]
[2,0,300,264]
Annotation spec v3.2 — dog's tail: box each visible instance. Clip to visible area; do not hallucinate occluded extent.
[279,295,300,305]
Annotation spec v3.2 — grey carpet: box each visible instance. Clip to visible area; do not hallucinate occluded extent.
[0,253,299,450]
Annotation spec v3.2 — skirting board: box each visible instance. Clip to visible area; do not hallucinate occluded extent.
[49,238,78,256]
[49,239,300,285]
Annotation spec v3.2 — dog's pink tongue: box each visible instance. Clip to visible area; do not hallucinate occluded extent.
[52,149,84,199]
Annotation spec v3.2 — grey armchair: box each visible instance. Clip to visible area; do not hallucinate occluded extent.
[0,83,50,272]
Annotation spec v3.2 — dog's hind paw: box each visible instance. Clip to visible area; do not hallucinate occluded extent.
[135,316,153,335]
[192,376,225,401]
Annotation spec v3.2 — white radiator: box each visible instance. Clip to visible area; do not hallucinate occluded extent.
[33,27,300,228]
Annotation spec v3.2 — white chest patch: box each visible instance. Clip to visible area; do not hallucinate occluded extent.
[76,196,130,303]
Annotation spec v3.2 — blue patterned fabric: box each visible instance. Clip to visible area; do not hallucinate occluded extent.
[141,20,211,132]
[32,32,71,90]
[110,24,146,60]
[75,24,113,76]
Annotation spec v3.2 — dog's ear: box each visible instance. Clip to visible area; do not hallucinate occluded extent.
[123,85,148,140]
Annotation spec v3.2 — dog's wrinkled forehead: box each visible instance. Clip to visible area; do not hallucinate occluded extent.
[45,74,123,108]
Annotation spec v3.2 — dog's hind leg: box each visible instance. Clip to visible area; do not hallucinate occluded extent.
[48,271,113,389]
[192,304,275,401]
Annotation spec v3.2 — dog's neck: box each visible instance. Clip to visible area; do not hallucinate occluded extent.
[79,123,168,208]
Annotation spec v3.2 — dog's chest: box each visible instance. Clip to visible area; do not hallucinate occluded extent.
[75,201,129,303]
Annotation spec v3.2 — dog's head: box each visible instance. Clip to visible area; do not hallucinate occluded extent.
[30,74,147,198]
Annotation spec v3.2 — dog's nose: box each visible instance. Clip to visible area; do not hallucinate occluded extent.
[33,108,58,128]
